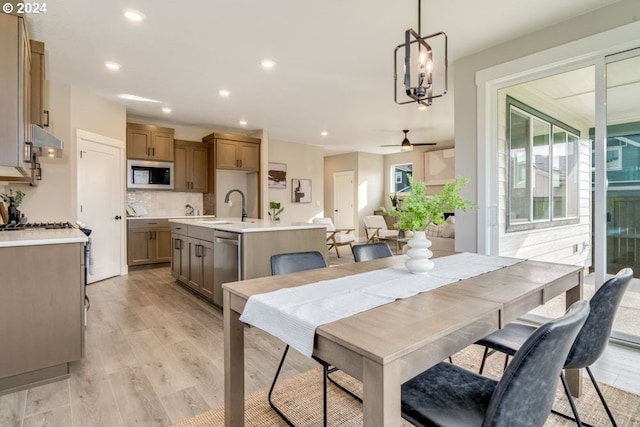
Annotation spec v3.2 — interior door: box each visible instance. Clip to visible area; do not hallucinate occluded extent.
[77,130,124,283]
[333,171,355,230]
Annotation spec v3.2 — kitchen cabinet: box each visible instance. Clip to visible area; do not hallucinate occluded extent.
[171,224,215,300]
[174,139,208,192]
[127,219,171,266]
[0,242,84,393]
[0,12,37,184]
[202,133,260,172]
[171,223,189,282]
[30,39,46,128]
[126,123,175,161]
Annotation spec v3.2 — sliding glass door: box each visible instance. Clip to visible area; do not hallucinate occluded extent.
[604,49,640,342]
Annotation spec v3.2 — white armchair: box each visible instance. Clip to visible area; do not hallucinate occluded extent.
[363,215,399,243]
[312,218,355,258]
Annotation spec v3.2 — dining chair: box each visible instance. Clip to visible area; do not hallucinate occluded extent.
[401,300,590,427]
[475,268,633,427]
[352,242,393,262]
[311,217,355,258]
[363,215,399,243]
[268,251,358,427]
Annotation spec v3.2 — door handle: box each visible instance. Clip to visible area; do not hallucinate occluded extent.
[115,215,122,220]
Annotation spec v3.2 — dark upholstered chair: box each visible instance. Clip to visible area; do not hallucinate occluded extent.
[401,300,590,427]
[476,268,632,427]
[268,251,357,427]
[352,242,393,262]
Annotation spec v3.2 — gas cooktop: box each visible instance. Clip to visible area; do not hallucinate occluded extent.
[0,222,75,231]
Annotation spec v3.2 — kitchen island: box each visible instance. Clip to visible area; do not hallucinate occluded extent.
[0,228,88,394]
[169,218,327,306]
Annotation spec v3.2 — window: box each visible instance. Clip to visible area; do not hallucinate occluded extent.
[506,97,580,232]
[391,163,412,193]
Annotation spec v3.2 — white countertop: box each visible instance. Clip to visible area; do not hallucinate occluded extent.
[168,217,327,233]
[127,215,217,220]
[0,228,89,248]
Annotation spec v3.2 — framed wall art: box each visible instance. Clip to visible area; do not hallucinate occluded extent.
[291,178,312,203]
[268,162,287,189]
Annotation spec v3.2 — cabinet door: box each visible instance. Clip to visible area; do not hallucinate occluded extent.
[171,234,188,282]
[152,131,174,161]
[238,142,260,171]
[199,239,214,298]
[127,229,152,265]
[187,237,202,291]
[173,144,189,191]
[154,229,172,262]
[191,145,209,192]
[30,40,45,127]
[216,139,239,169]
[127,128,151,159]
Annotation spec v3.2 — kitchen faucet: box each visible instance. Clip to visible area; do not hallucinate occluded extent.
[224,189,247,222]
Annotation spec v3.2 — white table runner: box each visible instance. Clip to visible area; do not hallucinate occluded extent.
[239,252,522,357]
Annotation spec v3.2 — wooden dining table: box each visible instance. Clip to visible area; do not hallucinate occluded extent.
[223,251,583,427]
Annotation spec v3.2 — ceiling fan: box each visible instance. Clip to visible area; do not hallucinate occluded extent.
[380,130,436,152]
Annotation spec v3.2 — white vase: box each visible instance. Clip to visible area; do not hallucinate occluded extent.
[404,230,434,274]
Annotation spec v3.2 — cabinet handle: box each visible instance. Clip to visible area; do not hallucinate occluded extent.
[174,238,182,250]
[152,147,155,156]
[147,147,150,156]
[196,244,202,258]
[239,159,242,168]
[43,110,50,127]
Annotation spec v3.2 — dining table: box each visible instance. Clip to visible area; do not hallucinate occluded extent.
[223,250,583,427]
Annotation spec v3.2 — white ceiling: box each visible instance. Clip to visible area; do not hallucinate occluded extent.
[27,0,620,155]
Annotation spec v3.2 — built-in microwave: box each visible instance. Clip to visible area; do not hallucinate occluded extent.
[127,160,174,190]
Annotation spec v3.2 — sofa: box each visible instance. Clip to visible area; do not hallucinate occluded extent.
[424,215,455,252]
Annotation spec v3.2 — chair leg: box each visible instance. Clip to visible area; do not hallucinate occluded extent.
[586,366,618,427]
[268,345,296,427]
[479,346,489,374]
[558,372,585,427]
[325,366,362,403]
[503,354,509,371]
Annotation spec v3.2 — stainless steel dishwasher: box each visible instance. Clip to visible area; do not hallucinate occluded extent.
[213,230,242,307]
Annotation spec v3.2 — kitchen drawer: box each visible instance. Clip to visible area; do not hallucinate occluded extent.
[171,223,188,235]
[128,218,169,229]
[188,225,215,242]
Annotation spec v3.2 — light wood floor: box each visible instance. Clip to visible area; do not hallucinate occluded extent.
[1,255,639,427]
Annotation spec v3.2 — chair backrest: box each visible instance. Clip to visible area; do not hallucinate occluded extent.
[564,267,633,369]
[483,300,590,427]
[311,217,336,232]
[352,242,393,262]
[270,251,328,275]
[363,215,388,231]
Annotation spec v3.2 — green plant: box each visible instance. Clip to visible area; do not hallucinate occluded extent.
[268,201,284,220]
[382,177,475,231]
[0,189,25,208]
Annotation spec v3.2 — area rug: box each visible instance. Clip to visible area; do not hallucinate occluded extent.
[175,346,640,426]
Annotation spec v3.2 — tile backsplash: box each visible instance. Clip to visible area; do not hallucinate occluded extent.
[126,191,204,217]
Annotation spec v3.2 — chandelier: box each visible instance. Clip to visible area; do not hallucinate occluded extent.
[394,0,448,108]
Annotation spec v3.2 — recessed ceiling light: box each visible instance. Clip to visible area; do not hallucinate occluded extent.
[321,131,328,137]
[239,120,248,126]
[261,59,276,70]
[105,61,121,71]
[219,89,230,97]
[118,93,160,103]
[162,107,172,113]
[123,9,145,22]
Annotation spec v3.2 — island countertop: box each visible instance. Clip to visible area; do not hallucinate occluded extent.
[0,228,89,248]
[168,217,327,233]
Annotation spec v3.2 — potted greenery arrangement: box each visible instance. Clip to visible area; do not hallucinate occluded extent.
[1,189,26,224]
[268,201,284,221]
[383,177,474,274]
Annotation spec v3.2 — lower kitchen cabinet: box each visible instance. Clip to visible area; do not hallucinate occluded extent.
[171,223,215,301]
[127,219,171,266]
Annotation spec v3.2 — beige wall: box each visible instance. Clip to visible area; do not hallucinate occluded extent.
[267,139,324,223]
[324,151,385,240]
[3,82,126,223]
[454,0,640,254]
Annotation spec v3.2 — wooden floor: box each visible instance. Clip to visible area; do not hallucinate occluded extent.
[1,253,639,426]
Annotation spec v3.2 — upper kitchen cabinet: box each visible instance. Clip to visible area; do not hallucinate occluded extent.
[203,133,260,172]
[174,139,208,192]
[30,40,46,128]
[126,123,175,161]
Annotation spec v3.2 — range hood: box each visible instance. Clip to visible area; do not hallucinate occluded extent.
[31,124,63,158]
